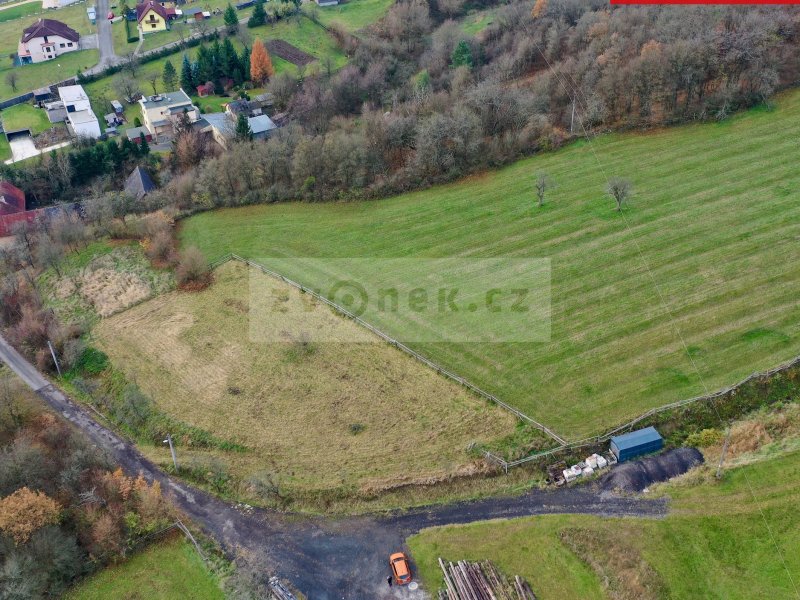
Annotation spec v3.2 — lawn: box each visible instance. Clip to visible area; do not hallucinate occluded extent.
[92,261,516,503]
[64,536,223,600]
[250,14,347,70]
[0,49,98,101]
[460,8,495,36]
[181,89,800,442]
[408,446,800,599]
[305,0,393,32]
[0,134,10,161]
[0,1,43,23]
[0,102,51,134]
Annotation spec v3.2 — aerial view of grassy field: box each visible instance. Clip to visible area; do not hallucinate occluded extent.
[64,536,223,600]
[0,101,54,134]
[306,0,393,32]
[92,261,516,502]
[408,438,800,599]
[181,90,800,441]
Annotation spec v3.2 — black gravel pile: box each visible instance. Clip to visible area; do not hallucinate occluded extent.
[599,447,704,493]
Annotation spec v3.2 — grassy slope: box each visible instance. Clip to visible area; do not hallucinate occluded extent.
[251,15,347,69]
[64,537,223,600]
[408,448,800,599]
[0,3,97,99]
[0,1,43,24]
[460,8,495,36]
[92,261,515,497]
[181,90,800,440]
[305,0,393,32]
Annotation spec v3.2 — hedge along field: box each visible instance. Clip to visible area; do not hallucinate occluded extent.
[181,89,800,441]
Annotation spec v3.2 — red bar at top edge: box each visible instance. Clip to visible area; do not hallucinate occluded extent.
[611,1,800,4]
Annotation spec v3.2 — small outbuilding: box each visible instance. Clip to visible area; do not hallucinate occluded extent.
[610,426,663,463]
[124,166,157,201]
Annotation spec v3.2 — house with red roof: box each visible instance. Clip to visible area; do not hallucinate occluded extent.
[17,18,80,64]
[0,182,25,217]
[137,1,169,34]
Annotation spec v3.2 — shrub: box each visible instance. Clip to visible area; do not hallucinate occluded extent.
[176,247,211,288]
[685,428,724,448]
[0,487,61,544]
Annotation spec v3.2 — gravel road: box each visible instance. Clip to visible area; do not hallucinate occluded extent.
[0,335,667,599]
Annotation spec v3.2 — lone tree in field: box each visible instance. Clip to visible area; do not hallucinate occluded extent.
[607,177,632,211]
[534,172,552,208]
[5,71,18,93]
[224,3,238,34]
[162,59,177,90]
[250,39,274,85]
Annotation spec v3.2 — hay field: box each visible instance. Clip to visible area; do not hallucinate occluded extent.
[93,262,516,496]
[181,90,800,440]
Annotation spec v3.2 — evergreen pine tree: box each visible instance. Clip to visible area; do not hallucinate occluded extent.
[234,113,253,142]
[139,134,150,156]
[224,3,239,33]
[451,40,473,69]
[248,0,266,27]
[180,54,195,91]
[163,59,178,90]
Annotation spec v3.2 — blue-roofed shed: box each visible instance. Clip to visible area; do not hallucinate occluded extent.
[610,426,663,462]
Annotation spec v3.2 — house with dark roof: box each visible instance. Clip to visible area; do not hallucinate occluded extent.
[124,166,157,201]
[18,18,80,64]
[137,1,169,33]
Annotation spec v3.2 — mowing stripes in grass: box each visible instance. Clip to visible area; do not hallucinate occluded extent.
[181,89,800,440]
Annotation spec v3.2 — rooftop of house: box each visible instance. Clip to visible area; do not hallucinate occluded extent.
[58,84,90,104]
[126,126,151,140]
[140,90,193,110]
[249,114,277,135]
[67,110,98,124]
[124,166,157,200]
[136,0,168,21]
[21,18,80,43]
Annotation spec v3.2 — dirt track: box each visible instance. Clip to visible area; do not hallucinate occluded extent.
[0,336,667,599]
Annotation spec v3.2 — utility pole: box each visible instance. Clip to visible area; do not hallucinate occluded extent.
[163,434,178,471]
[47,340,62,377]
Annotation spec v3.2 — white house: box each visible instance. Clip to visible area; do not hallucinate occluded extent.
[18,19,80,64]
[138,90,200,142]
[58,85,101,139]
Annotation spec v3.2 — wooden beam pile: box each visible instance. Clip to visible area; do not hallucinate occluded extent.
[268,576,296,600]
[437,558,537,600]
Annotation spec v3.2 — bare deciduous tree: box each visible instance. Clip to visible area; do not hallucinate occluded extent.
[114,75,140,103]
[535,172,552,208]
[5,71,18,93]
[607,177,632,211]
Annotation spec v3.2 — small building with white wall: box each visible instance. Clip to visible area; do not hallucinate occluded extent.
[58,85,102,139]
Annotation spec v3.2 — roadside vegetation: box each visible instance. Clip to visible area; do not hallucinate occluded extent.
[0,367,176,597]
[64,536,224,600]
[180,89,800,440]
[409,402,800,599]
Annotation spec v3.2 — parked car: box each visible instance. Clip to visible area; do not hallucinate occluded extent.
[389,552,412,585]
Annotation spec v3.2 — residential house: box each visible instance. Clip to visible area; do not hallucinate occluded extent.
[196,112,276,149]
[0,181,25,217]
[138,89,200,142]
[58,84,101,139]
[124,166,157,200]
[18,19,80,64]
[126,126,153,144]
[224,99,251,118]
[137,1,169,34]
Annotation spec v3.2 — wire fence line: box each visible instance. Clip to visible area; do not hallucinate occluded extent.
[211,254,800,471]
[488,353,800,471]
[209,253,568,445]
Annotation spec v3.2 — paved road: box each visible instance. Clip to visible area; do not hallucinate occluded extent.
[95,0,118,69]
[0,335,667,599]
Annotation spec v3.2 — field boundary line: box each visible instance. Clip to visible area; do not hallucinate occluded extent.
[209,253,568,445]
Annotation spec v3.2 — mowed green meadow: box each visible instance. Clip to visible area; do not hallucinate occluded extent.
[181,90,800,440]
